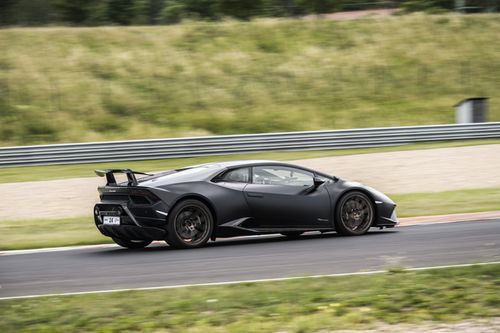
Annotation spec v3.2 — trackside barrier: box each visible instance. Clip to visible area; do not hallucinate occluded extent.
[1,122,499,167]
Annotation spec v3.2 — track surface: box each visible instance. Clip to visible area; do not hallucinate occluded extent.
[1,220,500,298]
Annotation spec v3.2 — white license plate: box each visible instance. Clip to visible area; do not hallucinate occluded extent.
[103,216,120,225]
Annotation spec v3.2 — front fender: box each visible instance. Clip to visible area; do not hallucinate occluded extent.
[327,180,397,227]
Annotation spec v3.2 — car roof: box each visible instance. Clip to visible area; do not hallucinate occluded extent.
[139,160,333,187]
[186,160,318,171]
[187,160,332,177]
[190,160,276,169]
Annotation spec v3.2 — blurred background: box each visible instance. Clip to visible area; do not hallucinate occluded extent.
[1,2,500,333]
[1,0,499,146]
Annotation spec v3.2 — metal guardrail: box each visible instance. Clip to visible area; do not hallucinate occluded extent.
[1,122,500,167]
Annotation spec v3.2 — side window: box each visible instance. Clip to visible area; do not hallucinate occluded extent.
[252,166,313,187]
[219,167,250,183]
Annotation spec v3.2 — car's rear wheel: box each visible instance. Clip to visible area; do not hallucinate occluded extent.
[166,199,213,249]
[335,191,374,236]
[281,232,303,239]
[112,238,152,249]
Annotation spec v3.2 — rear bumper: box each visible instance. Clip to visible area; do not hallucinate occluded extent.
[98,224,166,240]
[94,200,169,240]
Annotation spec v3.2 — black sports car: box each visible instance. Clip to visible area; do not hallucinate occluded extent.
[94,160,397,249]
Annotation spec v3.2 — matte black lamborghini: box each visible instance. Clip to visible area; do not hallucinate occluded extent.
[93,160,397,249]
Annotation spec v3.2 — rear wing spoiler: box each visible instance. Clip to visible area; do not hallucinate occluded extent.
[95,169,152,186]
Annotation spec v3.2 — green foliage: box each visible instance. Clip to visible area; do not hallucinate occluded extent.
[401,0,438,12]
[3,0,500,26]
[1,264,499,332]
[400,0,454,12]
[182,0,220,19]
[52,0,153,25]
[400,0,500,12]
[0,0,16,25]
[53,0,95,24]
[260,0,304,17]
[216,0,266,19]
[296,0,340,14]
[160,0,187,23]
[1,14,500,146]
[107,0,138,25]
[0,0,466,27]
[0,0,55,26]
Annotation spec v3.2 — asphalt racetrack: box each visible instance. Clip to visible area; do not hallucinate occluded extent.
[1,220,499,298]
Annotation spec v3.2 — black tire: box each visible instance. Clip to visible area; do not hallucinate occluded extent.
[281,232,303,239]
[112,237,152,249]
[335,191,375,236]
[166,199,214,249]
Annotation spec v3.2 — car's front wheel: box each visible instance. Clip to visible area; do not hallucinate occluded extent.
[166,199,213,249]
[112,238,152,249]
[335,191,374,236]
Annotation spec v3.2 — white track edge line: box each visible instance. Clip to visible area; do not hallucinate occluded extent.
[0,243,120,256]
[0,235,276,256]
[1,261,499,301]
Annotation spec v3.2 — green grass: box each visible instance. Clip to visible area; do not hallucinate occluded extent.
[393,187,500,217]
[1,138,499,184]
[0,217,108,250]
[1,13,500,146]
[2,186,499,251]
[1,264,499,332]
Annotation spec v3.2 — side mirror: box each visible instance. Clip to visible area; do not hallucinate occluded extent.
[302,177,325,195]
[313,177,325,188]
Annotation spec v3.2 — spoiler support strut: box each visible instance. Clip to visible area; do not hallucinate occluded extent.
[95,169,152,186]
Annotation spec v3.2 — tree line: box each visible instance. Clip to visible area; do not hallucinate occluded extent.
[0,0,498,26]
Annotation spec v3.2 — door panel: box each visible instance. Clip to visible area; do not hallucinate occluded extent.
[244,165,332,228]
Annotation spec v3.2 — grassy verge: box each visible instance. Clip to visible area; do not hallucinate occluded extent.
[2,187,499,251]
[392,187,500,218]
[1,264,499,332]
[0,217,108,250]
[1,139,499,184]
[1,14,500,146]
